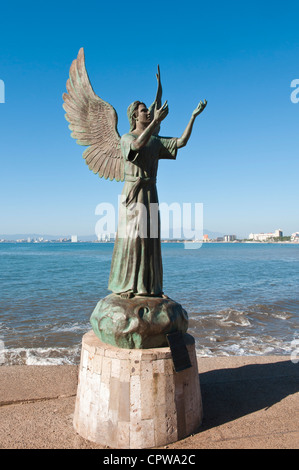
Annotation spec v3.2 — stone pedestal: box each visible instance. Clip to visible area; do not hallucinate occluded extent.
[73,330,203,449]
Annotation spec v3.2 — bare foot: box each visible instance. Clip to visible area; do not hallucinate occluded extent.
[119,291,135,299]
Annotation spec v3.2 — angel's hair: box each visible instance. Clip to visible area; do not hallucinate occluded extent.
[127,101,145,131]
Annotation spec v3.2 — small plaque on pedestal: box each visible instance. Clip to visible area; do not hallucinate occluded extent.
[166,331,192,372]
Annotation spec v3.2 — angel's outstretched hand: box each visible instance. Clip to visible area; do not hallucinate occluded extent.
[192,100,207,118]
[154,100,168,123]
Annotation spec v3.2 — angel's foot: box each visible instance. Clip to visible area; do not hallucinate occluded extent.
[119,291,135,299]
[161,294,169,299]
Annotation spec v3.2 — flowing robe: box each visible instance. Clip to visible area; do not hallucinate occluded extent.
[108,133,177,296]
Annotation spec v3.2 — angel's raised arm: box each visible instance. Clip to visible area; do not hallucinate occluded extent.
[149,65,162,135]
[176,100,208,149]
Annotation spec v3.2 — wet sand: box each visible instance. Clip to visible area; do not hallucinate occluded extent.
[0,355,298,449]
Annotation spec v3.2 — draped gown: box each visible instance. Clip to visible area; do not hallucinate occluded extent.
[108,133,177,296]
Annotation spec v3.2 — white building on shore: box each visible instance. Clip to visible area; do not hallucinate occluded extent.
[248,229,283,241]
[97,232,116,242]
[224,234,236,242]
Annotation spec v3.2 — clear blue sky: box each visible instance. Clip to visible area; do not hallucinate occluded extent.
[0,0,298,238]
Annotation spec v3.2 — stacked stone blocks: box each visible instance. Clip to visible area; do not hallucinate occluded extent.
[73,330,202,449]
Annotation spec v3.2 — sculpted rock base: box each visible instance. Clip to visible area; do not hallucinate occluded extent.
[90,293,188,349]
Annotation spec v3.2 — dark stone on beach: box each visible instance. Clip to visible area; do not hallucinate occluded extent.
[90,293,188,349]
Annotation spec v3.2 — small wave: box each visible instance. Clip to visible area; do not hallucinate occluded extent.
[49,322,89,334]
[271,312,293,320]
[194,334,296,357]
[218,309,251,327]
[190,308,252,328]
[1,345,81,366]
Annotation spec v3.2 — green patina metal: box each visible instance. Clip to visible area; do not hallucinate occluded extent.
[63,48,207,349]
[90,294,188,349]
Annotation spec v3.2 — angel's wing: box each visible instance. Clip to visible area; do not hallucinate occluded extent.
[62,48,124,182]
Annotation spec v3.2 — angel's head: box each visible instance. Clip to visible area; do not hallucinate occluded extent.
[127,101,151,131]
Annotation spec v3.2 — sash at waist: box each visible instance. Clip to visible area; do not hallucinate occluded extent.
[124,176,156,206]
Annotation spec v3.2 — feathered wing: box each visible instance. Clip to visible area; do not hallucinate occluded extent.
[62,48,124,182]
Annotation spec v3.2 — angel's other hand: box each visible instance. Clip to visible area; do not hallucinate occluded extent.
[154,100,168,123]
[192,100,207,117]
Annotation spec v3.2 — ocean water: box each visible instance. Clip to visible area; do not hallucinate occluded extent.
[0,242,298,365]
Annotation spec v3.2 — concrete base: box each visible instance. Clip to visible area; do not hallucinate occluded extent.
[73,330,203,449]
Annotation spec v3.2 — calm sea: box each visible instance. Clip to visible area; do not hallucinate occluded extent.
[0,242,298,365]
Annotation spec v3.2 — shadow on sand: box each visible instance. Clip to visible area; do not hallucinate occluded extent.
[197,360,299,431]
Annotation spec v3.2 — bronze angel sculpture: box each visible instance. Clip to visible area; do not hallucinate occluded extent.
[63,48,207,348]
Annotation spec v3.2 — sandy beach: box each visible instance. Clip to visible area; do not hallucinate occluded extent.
[0,355,298,449]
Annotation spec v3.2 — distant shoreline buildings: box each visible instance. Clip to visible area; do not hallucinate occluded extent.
[203,234,236,242]
[1,229,299,244]
[97,233,116,242]
[248,229,283,242]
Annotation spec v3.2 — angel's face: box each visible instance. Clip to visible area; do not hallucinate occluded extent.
[136,103,151,126]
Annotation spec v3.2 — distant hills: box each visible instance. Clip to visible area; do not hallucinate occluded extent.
[0,233,97,241]
[160,228,224,239]
[0,229,225,241]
